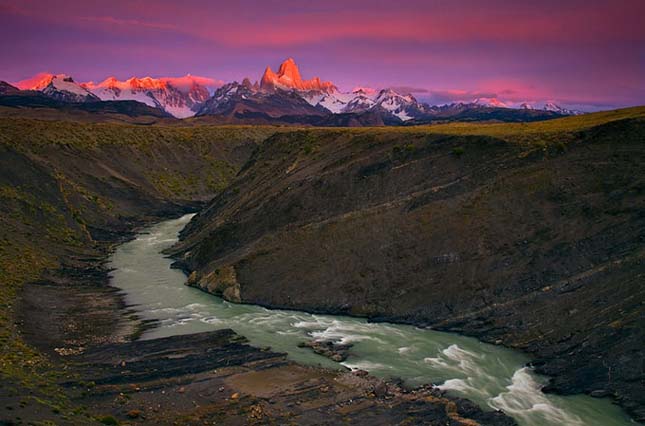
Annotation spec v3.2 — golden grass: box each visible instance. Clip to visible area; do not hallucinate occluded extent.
[286,106,645,146]
[2,106,643,150]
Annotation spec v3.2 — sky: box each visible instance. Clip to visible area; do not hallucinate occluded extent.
[1,0,644,110]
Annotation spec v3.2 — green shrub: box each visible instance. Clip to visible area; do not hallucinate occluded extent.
[452,147,465,157]
[98,415,119,425]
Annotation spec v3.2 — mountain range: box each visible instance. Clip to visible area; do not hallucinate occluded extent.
[2,59,582,124]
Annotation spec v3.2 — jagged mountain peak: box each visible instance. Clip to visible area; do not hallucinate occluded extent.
[79,75,217,118]
[16,73,79,90]
[473,97,508,108]
[0,81,20,95]
[7,65,583,122]
[276,58,302,83]
[260,58,336,93]
[376,88,417,103]
[542,102,583,115]
[15,72,98,103]
[543,101,565,112]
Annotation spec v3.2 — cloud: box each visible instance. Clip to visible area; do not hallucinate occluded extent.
[2,0,643,109]
[0,1,29,16]
[161,75,223,91]
[79,16,179,32]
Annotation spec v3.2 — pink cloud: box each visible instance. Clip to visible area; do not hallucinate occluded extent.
[2,0,643,110]
[78,15,179,32]
[160,75,223,91]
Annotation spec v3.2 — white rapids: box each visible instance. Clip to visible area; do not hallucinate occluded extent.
[108,214,634,426]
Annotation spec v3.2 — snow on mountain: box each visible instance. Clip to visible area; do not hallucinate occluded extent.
[315,94,349,113]
[10,61,582,121]
[196,80,325,118]
[303,90,363,114]
[473,97,508,108]
[82,75,215,118]
[305,87,428,121]
[543,102,563,112]
[197,81,255,115]
[301,86,426,121]
[542,102,583,115]
[371,88,428,121]
[341,91,377,113]
[15,73,99,103]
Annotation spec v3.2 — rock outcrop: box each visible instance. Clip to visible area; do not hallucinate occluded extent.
[260,58,337,93]
[186,266,241,302]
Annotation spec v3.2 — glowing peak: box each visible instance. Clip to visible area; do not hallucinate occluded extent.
[260,58,336,93]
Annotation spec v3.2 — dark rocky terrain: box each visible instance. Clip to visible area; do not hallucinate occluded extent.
[172,107,645,422]
[188,109,387,127]
[0,115,515,425]
[0,119,270,424]
[0,93,174,122]
[407,105,566,125]
[56,329,512,426]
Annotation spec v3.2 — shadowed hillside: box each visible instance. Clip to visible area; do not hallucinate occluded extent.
[172,107,645,422]
[0,120,276,423]
[0,115,519,426]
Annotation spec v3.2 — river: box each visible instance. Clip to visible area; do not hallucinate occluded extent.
[108,214,634,426]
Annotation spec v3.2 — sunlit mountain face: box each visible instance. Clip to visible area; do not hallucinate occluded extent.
[15,73,218,118]
[260,58,337,93]
[1,0,643,113]
[9,58,584,121]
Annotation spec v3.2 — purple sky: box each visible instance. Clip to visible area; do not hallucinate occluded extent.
[1,0,644,110]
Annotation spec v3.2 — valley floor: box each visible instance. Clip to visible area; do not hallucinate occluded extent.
[6,212,512,426]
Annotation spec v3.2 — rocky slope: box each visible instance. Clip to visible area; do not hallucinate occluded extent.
[0,81,21,95]
[59,330,511,426]
[0,115,514,425]
[196,80,328,120]
[172,107,645,422]
[0,118,276,424]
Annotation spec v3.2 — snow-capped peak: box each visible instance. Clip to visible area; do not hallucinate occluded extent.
[15,73,98,103]
[541,102,583,115]
[80,75,217,118]
[473,97,508,108]
[301,84,426,121]
[14,72,57,90]
[352,87,378,96]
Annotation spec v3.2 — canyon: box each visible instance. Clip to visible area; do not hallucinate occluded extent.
[0,106,642,424]
[172,108,645,422]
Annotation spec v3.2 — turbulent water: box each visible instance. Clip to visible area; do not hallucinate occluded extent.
[108,215,634,426]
